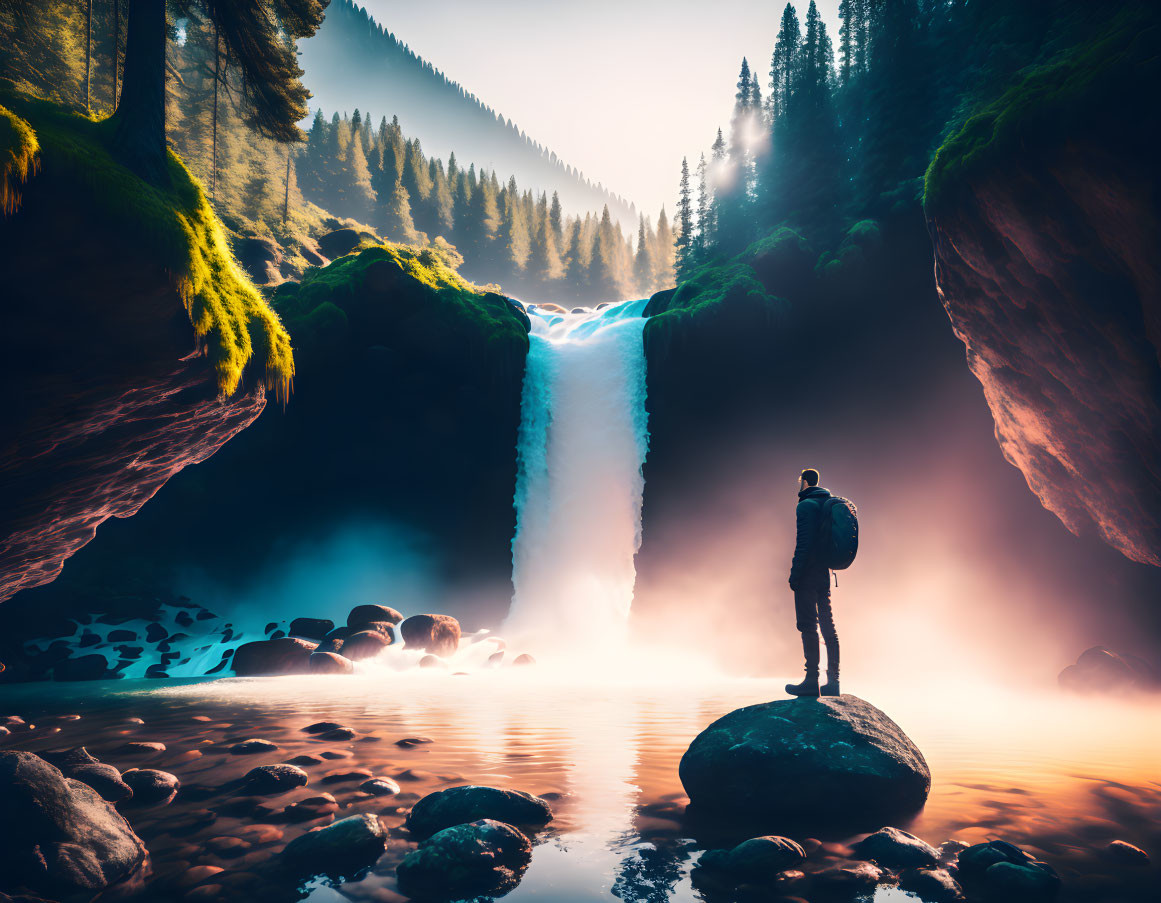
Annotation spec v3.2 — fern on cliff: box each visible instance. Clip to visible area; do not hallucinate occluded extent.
[0,91,294,401]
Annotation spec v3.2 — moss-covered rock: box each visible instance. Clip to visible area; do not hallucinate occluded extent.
[0,90,293,399]
[396,818,532,900]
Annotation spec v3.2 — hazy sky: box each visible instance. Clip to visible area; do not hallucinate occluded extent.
[357,1,842,216]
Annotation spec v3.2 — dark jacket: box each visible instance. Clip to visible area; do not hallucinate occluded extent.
[790,486,832,589]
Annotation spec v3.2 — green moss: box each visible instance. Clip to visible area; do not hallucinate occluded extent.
[815,218,882,279]
[0,91,293,401]
[274,241,530,362]
[0,103,39,215]
[924,5,1158,210]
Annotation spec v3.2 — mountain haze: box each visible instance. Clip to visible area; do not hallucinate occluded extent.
[299,0,638,227]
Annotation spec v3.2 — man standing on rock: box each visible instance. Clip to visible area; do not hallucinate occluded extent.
[786,468,840,697]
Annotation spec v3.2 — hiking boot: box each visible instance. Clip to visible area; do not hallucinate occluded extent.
[820,673,841,696]
[785,673,820,697]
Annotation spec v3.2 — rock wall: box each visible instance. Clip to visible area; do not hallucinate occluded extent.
[928,143,1161,566]
[0,166,266,602]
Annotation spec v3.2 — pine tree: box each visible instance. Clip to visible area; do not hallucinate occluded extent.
[695,153,710,259]
[675,157,694,280]
[654,206,675,289]
[769,4,802,121]
[548,191,564,247]
[633,215,653,296]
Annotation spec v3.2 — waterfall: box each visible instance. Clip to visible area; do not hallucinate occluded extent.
[504,299,651,655]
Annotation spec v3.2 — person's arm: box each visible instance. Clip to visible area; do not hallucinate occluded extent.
[789,500,816,590]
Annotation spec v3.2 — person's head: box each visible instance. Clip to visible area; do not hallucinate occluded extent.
[799,468,820,492]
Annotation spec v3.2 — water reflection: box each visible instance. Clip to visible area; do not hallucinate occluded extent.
[0,673,1157,902]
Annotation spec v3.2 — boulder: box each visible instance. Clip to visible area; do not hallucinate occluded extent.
[400,614,461,658]
[303,721,343,734]
[359,777,401,796]
[852,827,939,869]
[0,751,147,897]
[679,696,930,824]
[230,739,278,755]
[1106,839,1149,866]
[280,814,386,878]
[120,769,179,806]
[41,748,133,803]
[288,618,334,640]
[316,228,365,259]
[396,819,531,900]
[406,785,554,838]
[347,604,403,629]
[242,764,308,795]
[697,835,806,881]
[955,840,1035,881]
[52,654,109,681]
[309,651,354,674]
[232,637,317,676]
[513,653,536,666]
[984,861,1061,901]
[899,867,965,902]
[341,630,390,661]
[1059,646,1159,693]
[69,763,133,803]
[282,794,339,823]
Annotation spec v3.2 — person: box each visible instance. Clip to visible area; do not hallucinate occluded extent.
[786,468,840,697]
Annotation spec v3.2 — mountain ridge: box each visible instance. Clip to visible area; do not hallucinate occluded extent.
[299,0,638,227]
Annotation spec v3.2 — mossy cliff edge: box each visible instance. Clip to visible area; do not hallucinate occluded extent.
[0,92,293,601]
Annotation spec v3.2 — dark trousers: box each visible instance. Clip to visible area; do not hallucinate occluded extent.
[794,580,839,677]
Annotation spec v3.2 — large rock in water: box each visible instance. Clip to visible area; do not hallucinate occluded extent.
[406,785,553,838]
[232,637,317,676]
[0,751,147,897]
[679,696,930,824]
[925,10,1161,566]
[400,614,461,657]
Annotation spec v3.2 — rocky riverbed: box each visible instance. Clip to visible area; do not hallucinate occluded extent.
[0,676,1158,902]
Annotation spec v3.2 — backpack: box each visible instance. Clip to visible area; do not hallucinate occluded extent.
[816,496,859,570]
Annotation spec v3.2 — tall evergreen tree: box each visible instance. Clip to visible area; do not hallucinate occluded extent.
[695,153,710,260]
[769,4,802,121]
[633,215,653,296]
[675,156,694,280]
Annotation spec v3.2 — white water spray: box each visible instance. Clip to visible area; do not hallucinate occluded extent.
[504,299,651,655]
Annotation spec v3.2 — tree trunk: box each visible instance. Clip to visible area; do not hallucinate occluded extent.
[111,0,169,186]
[112,0,121,109]
[283,149,291,225]
[85,0,92,113]
[211,20,219,201]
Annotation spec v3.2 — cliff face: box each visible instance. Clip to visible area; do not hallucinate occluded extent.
[0,181,267,601]
[0,98,287,602]
[928,144,1161,566]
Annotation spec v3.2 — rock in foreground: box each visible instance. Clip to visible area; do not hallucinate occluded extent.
[406,785,553,838]
[679,695,930,825]
[396,819,531,900]
[0,751,147,897]
[280,814,387,878]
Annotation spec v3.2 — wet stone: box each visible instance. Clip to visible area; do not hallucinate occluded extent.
[282,793,339,822]
[230,739,278,755]
[279,813,388,879]
[1106,839,1149,866]
[317,727,356,741]
[406,785,553,838]
[242,764,309,795]
[115,741,166,755]
[852,826,939,869]
[397,818,531,900]
[360,777,401,796]
[899,867,966,902]
[121,768,180,806]
[698,835,807,880]
[303,722,343,734]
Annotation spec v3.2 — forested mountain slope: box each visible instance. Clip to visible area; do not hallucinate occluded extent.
[298,0,637,228]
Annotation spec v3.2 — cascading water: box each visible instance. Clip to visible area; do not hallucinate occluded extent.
[504,298,651,656]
